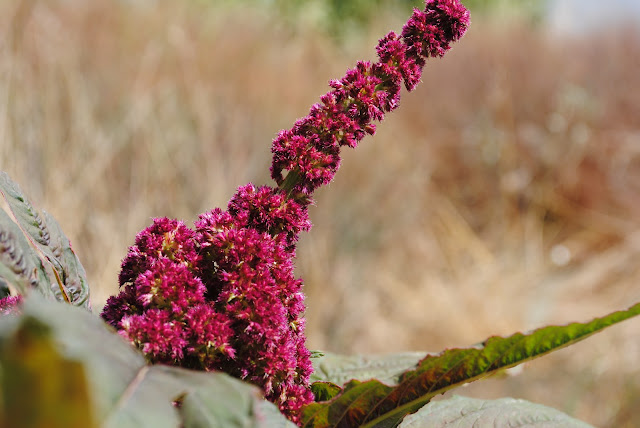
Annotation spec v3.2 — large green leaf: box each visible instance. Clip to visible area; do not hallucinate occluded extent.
[0,171,90,308]
[397,395,593,428]
[0,314,96,428]
[0,295,296,428]
[301,302,640,428]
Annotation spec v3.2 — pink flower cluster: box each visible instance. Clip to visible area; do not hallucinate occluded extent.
[102,186,314,419]
[101,0,468,423]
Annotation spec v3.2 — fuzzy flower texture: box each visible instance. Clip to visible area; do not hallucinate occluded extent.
[101,0,468,423]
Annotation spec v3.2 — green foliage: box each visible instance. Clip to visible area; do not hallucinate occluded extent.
[462,0,548,25]
[261,0,421,39]
[302,303,640,427]
[0,172,90,308]
[310,382,342,402]
[216,0,548,38]
[461,0,547,14]
[304,0,420,32]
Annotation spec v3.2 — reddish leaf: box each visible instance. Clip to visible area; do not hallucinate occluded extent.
[301,302,640,428]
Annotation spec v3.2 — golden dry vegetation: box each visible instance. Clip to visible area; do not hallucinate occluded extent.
[1,1,639,426]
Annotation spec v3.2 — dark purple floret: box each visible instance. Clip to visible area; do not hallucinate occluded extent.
[102,283,138,327]
[402,0,470,59]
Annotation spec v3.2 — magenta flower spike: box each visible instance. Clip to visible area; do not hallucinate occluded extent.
[101,0,468,423]
[272,0,469,199]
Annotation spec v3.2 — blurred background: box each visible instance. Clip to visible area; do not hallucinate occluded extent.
[1,0,639,425]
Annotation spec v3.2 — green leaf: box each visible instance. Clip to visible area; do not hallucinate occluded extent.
[0,295,295,428]
[102,365,297,428]
[0,207,52,298]
[311,382,342,402]
[166,367,297,428]
[0,171,90,307]
[0,314,96,428]
[397,395,594,428]
[301,302,640,428]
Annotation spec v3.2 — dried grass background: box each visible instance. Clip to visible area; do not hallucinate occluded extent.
[1,1,639,426]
